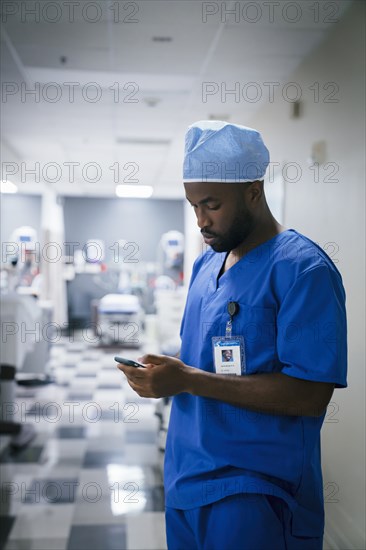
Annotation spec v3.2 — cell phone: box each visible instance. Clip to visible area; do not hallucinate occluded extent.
[114,356,146,368]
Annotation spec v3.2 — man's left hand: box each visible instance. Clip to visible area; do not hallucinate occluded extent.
[116,354,191,398]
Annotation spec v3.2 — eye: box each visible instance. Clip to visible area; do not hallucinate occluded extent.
[207,204,220,211]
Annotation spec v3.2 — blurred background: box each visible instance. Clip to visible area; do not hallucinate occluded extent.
[0,1,365,549]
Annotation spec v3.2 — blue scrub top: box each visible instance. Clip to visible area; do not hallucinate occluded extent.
[164,229,347,538]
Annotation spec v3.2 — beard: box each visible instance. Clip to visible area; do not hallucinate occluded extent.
[203,204,256,253]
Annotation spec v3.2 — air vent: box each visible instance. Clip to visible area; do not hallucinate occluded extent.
[152,37,173,42]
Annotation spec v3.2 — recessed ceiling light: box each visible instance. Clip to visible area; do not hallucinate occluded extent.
[143,97,161,107]
[208,114,230,121]
[1,180,18,193]
[115,185,153,198]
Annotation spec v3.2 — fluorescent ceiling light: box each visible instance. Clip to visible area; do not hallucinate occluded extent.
[1,180,18,193]
[115,137,170,145]
[115,185,153,198]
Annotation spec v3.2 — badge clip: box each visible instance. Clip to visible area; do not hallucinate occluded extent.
[225,301,239,339]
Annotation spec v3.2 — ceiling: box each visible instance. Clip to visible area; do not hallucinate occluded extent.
[1,0,352,199]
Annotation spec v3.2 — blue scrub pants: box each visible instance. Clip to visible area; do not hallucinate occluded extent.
[166,494,323,550]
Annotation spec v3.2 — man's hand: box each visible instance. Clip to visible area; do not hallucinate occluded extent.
[116,354,191,399]
[116,354,334,416]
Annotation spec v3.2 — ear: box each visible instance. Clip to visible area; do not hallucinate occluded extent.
[246,180,264,204]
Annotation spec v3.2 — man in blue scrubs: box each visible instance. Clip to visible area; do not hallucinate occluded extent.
[117,121,347,549]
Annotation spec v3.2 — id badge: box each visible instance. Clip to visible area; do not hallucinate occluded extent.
[212,336,246,376]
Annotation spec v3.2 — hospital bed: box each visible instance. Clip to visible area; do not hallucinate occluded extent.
[97,293,144,347]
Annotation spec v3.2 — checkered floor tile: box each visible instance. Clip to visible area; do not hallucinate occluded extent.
[1,331,167,550]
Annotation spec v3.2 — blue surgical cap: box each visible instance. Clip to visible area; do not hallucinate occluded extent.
[183,120,270,183]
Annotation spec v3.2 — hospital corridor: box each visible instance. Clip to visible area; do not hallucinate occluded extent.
[0,324,167,549]
[0,1,365,549]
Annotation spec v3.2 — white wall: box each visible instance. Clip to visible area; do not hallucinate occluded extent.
[248,2,365,547]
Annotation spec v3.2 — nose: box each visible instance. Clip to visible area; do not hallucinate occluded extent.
[196,208,211,230]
